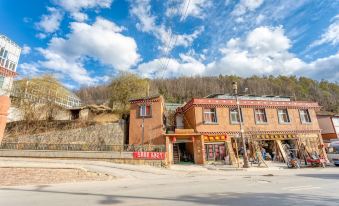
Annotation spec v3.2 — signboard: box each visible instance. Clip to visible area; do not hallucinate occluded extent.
[133,152,165,160]
[204,135,227,142]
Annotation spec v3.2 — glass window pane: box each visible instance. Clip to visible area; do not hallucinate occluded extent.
[204,108,217,123]
[231,108,243,123]
[278,109,290,123]
[300,109,311,123]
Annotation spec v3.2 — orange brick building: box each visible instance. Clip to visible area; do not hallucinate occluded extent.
[128,95,165,145]
[129,94,326,165]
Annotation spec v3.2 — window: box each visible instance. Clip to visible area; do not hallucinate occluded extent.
[4,59,9,69]
[0,75,4,88]
[278,109,290,123]
[0,58,4,66]
[230,108,243,124]
[203,108,217,124]
[139,105,151,117]
[3,50,8,59]
[254,108,267,123]
[299,109,311,123]
[0,48,4,57]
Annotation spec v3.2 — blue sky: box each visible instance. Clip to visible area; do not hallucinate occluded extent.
[0,0,338,88]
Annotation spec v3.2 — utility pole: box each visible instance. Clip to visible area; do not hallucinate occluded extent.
[232,81,250,168]
[141,82,150,150]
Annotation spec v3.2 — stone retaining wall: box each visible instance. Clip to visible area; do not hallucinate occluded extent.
[4,121,126,145]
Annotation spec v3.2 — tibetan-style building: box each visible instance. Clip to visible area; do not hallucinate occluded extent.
[129,94,327,166]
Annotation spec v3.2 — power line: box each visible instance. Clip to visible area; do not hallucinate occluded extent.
[158,0,191,78]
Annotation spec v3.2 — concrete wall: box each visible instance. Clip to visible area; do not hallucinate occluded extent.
[129,96,165,145]
[0,96,10,143]
[0,76,13,96]
[7,106,23,122]
[4,121,126,145]
[0,150,165,167]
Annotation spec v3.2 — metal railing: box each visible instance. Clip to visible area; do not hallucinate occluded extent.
[0,143,166,152]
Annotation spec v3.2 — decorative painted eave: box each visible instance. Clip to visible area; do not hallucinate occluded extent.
[200,129,321,136]
[0,66,17,77]
[180,98,321,113]
[129,95,161,104]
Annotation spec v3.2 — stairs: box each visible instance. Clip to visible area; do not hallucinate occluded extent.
[276,140,288,163]
[173,144,180,164]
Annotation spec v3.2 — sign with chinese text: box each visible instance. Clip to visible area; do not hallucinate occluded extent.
[133,152,165,160]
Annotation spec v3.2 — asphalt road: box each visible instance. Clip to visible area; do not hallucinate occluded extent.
[0,158,338,206]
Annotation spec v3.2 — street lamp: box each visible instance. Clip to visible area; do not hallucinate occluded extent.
[232,82,250,168]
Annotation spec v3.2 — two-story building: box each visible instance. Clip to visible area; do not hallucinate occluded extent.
[129,94,326,166]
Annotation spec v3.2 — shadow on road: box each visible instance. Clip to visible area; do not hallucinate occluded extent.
[296,173,339,180]
[1,186,339,205]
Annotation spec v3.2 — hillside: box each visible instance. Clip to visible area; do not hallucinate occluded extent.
[76,75,339,113]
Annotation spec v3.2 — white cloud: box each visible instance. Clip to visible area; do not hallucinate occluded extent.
[35,0,113,38]
[37,48,96,84]
[53,0,113,21]
[246,26,291,56]
[21,45,31,55]
[255,14,265,24]
[36,33,47,39]
[130,0,203,52]
[136,53,206,78]
[49,17,139,70]
[206,26,304,76]
[232,0,264,16]
[18,63,41,77]
[136,25,338,81]
[31,17,140,85]
[300,53,339,82]
[36,7,63,33]
[311,15,339,47]
[166,0,212,20]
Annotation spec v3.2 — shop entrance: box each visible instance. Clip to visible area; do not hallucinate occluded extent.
[255,139,298,162]
[205,143,226,162]
[173,142,194,164]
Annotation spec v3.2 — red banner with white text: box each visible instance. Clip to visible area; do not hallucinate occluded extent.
[133,152,165,160]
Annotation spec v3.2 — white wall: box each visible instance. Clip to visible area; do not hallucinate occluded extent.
[7,106,24,122]
[0,76,13,96]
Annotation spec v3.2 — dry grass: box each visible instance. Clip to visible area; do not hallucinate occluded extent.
[0,167,114,186]
[92,113,120,123]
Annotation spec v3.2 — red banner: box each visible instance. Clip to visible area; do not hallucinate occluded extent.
[133,152,165,160]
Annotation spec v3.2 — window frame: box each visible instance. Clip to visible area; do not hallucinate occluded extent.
[138,104,152,118]
[203,107,218,124]
[277,108,291,124]
[299,109,312,124]
[254,108,268,124]
[230,107,244,124]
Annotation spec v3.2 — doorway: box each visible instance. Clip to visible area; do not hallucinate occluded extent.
[173,142,194,164]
